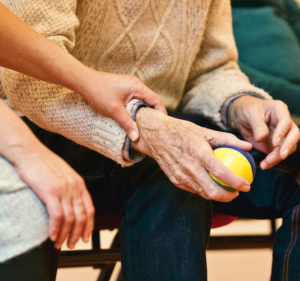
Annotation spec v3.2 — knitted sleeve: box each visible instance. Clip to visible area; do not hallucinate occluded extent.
[179,0,272,129]
[1,0,140,167]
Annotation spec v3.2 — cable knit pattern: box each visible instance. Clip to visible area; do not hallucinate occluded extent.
[1,0,272,163]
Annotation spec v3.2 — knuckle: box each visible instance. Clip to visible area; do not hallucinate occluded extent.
[130,77,142,88]
[87,206,95,217]
[65,214,75,224]
[76,176,85,188]
[155,95,163,104]
[172,170,186,183]
[49,185,60,197]
[79,214,87,224]
[206,186,218,200]
[211,169,226,180]
[181,160,192,173]
[275,100,288,110]
[53,212,63,222]
[68,178,78,189]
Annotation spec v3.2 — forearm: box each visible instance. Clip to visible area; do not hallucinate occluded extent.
[0,100,42,165]
[0,3,90,95]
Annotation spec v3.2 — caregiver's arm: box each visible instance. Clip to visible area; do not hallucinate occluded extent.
[0,99,95,250]
[0,3,166,141]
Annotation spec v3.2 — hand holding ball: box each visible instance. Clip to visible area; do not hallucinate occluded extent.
[209,146,256,192]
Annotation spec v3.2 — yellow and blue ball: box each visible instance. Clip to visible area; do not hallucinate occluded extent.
[209,146,256,192]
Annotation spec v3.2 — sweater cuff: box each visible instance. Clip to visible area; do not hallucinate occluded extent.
[220,92,266,127]
[122,102,150,163]
[90,99,146,167]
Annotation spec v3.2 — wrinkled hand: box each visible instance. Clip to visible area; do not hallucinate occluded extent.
[11,142,95,250]
[229,96,300,170]
[131,108,252,202]
[79,71,167,141]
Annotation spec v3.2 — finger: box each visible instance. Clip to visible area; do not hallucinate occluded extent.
[46,197,63,242]
[290,144,297,155]
[133,87,167,115]
[195,166,240,202]
[260,147,281,170]
[67,197,86,249]
[168,167,214,200]
[110,105,140,141]
[199,144,251,192]
[248,112,269,141]
[272,113,292,147]
[55,198,74,249]
[207,130,252,151]
[279,124,300,159]
[81,190,95,243]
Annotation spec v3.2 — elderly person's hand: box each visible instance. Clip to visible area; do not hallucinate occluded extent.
[131,108,252,202]
[228,96,300,170]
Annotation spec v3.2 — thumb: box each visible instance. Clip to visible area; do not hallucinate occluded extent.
[112,107,140,141]
[249,114,269,141]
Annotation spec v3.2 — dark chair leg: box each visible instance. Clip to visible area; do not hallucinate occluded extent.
[92,231,101,250]
[97,264,115,281]
[95,230,121,281]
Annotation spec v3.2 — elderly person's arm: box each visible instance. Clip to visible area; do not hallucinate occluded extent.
[132,0,299,201]
[0,2,165,148]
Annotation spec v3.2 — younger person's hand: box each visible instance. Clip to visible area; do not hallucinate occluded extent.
[11,141,95,250]
[77,71,167,141]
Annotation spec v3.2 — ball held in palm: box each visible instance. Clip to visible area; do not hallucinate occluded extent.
[209,146,256,192]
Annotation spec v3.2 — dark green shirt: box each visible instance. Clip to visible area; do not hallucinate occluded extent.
[231,0,300,114]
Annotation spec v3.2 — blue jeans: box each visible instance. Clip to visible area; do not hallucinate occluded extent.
[23,114,300,281]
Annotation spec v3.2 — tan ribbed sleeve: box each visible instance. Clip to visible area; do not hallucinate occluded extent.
[180,0,272,128]
[1,0,138,167]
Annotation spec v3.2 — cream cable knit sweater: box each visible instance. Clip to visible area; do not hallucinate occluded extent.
[1,0,271,166]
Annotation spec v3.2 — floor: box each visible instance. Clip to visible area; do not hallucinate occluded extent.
[56,219,278,281]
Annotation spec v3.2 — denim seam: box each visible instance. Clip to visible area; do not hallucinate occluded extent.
[282,204,300,281]
[286,205,300,281]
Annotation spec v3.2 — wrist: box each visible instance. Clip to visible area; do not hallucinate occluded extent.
[63,64,96,98]
[2,137,44,167]
[131,107,170,158]
[228,95,261,130]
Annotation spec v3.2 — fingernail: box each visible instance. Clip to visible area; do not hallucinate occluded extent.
[283,149,289,159]
[261,162,266,170]
[69,244,75,249]
[128,130,138,142]
[83,236,89,243]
